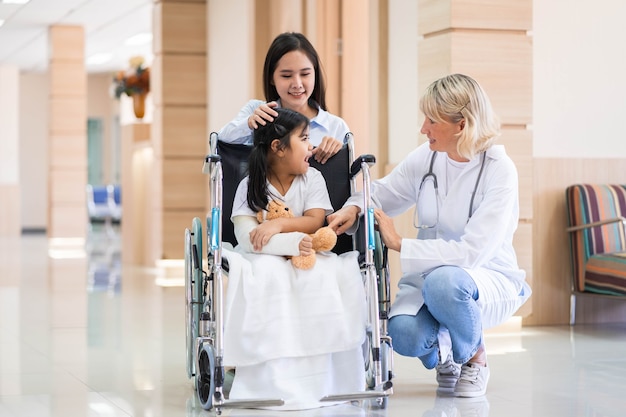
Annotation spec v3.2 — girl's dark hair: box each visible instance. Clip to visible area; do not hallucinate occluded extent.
[262,32,327,111]
[247,107,309,212]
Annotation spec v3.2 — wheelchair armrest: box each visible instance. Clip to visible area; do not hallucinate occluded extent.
[203,154,221,174]
[350,154,376,179]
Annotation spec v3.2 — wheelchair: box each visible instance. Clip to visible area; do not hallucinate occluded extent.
[184,132,394,413]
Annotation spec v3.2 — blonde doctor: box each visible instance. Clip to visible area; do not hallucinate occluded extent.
[327,73,531,398]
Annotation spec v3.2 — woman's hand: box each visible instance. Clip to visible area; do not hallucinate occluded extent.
[248,101,279,129]
[312,136,343,164]
[327,205,360,236]
[374,209,402,252]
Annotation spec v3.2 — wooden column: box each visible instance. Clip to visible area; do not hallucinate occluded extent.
[151,0,207,262]
[417,0,534,318]
[48,25,87,239]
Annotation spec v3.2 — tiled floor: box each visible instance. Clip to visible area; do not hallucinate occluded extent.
[1,228,626,416]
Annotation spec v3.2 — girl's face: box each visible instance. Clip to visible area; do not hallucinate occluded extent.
[272,50,315,114]
[420,115,466,161]
[279,125,313,176]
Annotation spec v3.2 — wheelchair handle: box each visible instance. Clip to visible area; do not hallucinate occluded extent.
[349,154,376,179]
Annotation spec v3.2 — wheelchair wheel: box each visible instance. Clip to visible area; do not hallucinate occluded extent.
[185,218,204,380]
[184,228,195,380]
[196,342,216,410]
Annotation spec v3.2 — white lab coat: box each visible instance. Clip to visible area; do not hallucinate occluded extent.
[346,142,531,330]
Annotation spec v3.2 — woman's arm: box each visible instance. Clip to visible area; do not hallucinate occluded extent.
[217,100,263,144]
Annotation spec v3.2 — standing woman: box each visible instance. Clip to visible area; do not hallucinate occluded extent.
[218,32,348,164]
[328,73,531,398]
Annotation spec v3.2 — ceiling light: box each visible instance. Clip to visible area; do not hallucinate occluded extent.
[86,53,113,65]
[125,32,152,46]
[0,20,4,28]
[2,0,31,4]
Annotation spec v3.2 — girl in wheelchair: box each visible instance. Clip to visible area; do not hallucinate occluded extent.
[222,107,367,409]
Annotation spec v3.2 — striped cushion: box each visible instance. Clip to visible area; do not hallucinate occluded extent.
[566,184,626,293]
[585,253,626,296]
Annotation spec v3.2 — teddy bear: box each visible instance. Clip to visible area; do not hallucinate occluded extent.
[256,199,337,270]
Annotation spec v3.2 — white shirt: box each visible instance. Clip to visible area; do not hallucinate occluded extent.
[345,142,530,318]
[217,99,350,146]
[231,167,333,256]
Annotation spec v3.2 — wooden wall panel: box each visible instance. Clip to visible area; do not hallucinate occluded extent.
[419,0,531,35]
[48,205,86,238]
[48,134,87,169]
[162,159,207,209]
[151,0,207,265]
[49,97,86,134]
[155,2,207,53]
[500,128,533,220]
[526,158,626,325]
[49,170,87,205]
[419,32,532,125]
[48,25,87,239]
[162,107,208,157]
[153,54,207,106]
[48,26,84,60]
[49,61,86,96]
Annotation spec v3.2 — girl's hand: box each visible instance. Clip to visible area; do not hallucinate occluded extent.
[249,219,282,251]
[248,101,279,129]
[312,136,343,164]
[298,235,313,257]
[373,209,402,252]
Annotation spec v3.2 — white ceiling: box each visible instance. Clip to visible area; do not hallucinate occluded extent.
[0,0,153,74]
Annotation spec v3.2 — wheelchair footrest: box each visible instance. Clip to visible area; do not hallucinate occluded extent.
[215,398,285,409]
[319,384,393,402]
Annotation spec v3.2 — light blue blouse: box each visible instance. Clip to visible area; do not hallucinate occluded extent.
[217,99,350,146]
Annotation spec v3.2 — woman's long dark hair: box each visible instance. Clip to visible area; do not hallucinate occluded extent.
[262,32,327,111]
[247,107,309,212]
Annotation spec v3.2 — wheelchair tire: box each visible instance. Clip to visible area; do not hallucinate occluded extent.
[196,343,216,410]
[184,227,195,380]
[185,218,204,381]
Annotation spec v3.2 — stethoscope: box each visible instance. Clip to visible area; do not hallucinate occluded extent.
[414,151,487,229]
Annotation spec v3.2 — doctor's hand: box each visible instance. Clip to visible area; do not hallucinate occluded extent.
[374,209,402,252]
[327,205,360,236]
[312,136,342,164]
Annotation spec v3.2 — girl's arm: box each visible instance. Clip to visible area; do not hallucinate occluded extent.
[249,208,325,251]
[233,215,310,255]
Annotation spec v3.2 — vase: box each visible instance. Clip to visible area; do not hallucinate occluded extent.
[132,92,147,119]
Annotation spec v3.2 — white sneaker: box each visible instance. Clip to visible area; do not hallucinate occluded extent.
[436,356,461,393]
[454,363,490,398]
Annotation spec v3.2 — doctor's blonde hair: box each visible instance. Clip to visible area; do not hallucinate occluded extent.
[420,73,500,160]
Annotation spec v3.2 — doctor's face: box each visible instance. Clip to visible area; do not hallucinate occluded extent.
[420,115,465,161]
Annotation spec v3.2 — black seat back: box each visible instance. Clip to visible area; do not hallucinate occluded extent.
[309,145,354,255]
[215,141,252,247]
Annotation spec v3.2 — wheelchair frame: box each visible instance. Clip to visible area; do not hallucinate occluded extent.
[185,132,393,413]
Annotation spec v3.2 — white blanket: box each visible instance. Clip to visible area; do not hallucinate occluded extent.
[222,248,367,366]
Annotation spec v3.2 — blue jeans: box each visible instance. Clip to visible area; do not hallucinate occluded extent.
[388,266,482,369]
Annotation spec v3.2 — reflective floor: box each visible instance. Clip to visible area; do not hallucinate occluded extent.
[1,228,626,416]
